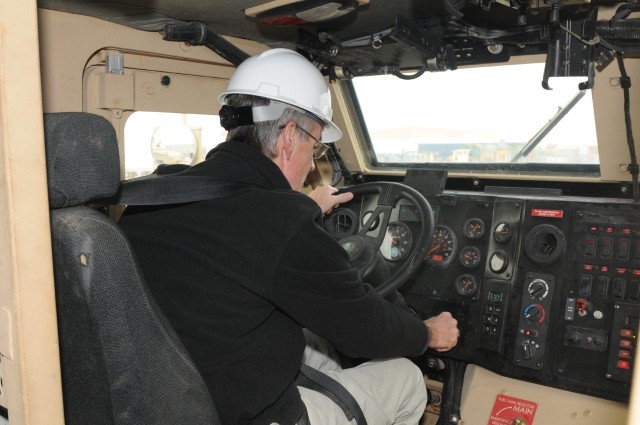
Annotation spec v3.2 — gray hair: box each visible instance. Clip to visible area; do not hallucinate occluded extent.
[224,94,318,158]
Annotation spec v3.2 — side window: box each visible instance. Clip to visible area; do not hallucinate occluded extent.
[124,112,227,179]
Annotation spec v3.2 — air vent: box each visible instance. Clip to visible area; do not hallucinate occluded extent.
[324,209,358,239]
[524,224,567,265]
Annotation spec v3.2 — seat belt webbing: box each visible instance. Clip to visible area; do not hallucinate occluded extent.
[93,174,250,206]
[297,364,368,425]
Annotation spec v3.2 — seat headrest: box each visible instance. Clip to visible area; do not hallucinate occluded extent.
[45,113,120,209]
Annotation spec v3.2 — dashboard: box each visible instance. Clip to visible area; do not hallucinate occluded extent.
[325,183,640,403]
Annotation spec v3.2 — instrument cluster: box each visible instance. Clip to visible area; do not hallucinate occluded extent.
[325,184,640,403]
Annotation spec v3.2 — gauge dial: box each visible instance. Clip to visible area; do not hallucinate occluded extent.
[426,225,458,268]
[459,246,481,269]
[463,218,485,240]
[380,222,413,262]
[455,274,478,296]
[489,250,509,274]
[493,222,513,244]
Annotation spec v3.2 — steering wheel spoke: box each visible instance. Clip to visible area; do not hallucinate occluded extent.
[357,205,392,239]
[336,182,434,296]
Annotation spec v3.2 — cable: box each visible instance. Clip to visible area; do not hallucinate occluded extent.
[328,143,353,185]
[616,53,639,202]
[391,64,428,80]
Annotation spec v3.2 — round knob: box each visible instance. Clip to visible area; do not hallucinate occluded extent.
[567,332,581,344]
[528,279,549,299]
[522,343,537,360]
[524,304,545,323]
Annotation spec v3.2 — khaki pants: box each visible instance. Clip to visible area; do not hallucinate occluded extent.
[299,330,427,425]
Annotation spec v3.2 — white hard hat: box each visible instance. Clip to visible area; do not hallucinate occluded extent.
[218,48,342,143]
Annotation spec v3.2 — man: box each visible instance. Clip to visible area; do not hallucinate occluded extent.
[120,48,459,425]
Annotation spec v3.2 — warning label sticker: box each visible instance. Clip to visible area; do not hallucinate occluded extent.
[488,394,538,425]
[530,208,564,218]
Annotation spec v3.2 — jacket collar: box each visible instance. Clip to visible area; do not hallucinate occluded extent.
[187,140,292,191]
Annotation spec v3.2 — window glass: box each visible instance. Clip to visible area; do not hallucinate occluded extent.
[351,63,599,171]
[124,112,226,179]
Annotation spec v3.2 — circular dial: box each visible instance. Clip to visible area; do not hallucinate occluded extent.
[524,304,546,324]
[527,279,549,299]
[426,225,458,268]
[489,251,509,274]
[493,222,513,244]
[459,246,481,269]
[380,222,413,262]
[463,218,485,240]
[455,274,478,296]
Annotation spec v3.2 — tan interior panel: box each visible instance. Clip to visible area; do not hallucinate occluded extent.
[0,2,65,424]
[461,365,628,424]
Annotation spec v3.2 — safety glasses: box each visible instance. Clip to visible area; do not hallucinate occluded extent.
[280,124,329,160]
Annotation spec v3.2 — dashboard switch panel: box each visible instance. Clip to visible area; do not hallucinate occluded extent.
[478,280,509,352]
[606,303,639,383]
[513,272,555,370]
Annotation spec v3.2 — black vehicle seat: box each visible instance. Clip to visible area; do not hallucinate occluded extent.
[45,112,220,425]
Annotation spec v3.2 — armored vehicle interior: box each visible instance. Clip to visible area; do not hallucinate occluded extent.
[1,0,640,424]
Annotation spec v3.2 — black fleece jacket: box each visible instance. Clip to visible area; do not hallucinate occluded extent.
[119,140,429,425]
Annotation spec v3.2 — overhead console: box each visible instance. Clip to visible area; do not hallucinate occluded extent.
[394,185,640,403]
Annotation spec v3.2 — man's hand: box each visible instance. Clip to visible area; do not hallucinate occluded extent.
[424,312,459,352]
[308,185,354,215]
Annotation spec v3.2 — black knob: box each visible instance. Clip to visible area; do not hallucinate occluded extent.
[567,332,581,344]
[522,343,537,360]
[528,279,548,299]
[525,305,543,322]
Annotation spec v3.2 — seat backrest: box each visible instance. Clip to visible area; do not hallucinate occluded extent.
[45,112,219,425]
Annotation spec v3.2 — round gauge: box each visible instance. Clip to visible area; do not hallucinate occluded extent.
[459,246,481,269]
[380,222,413,262]
[463,218,485,240]
[455,274,478,296]
[493,222,513,244]
[489,250,509,274]
[426,225,458,268]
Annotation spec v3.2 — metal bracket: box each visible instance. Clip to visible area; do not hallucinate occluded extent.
[390,15,440,57]
[542,8,598,90]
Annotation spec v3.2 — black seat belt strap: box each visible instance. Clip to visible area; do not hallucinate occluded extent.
[296,364,368,425]
[93,175,250,206]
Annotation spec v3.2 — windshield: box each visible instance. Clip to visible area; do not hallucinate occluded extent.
[351,62,599,174]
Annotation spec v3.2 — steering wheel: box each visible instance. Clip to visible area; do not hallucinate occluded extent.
[334,182,434,297]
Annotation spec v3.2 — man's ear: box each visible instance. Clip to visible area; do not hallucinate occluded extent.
[281,122,296,161]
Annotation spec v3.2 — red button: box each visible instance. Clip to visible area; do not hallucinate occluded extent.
[618,360,631,369]
[621,339,634,348]
[621,329,635,338]
[619,350,632,359]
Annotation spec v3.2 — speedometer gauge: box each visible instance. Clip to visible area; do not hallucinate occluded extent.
[380,222,413,262]
[426,225,458,268]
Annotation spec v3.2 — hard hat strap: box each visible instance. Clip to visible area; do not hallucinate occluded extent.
[219,100,323,130]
